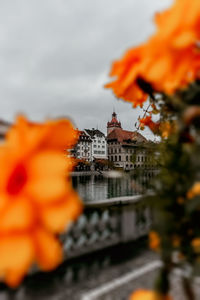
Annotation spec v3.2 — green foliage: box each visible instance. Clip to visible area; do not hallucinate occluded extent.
[146,81,200,294]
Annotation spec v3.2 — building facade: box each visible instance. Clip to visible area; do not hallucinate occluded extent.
[107,112,155,170]
[75,131,93,162]
[85,129,107,160]
[0,120,11,142]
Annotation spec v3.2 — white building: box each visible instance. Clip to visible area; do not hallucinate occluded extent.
[75,130,93,162]
[85,129,107,161]
[107,112,155,170]
[0,120,11,141]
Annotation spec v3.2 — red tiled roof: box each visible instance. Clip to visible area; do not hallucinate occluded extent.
[107,128,147,144]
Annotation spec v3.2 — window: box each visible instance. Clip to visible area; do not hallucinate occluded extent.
[94,145,96,148]
[115,149,117,153]
[126,156,128,161]
[138,156,140,162]
[115,156,117,161]
[119,155,121,161]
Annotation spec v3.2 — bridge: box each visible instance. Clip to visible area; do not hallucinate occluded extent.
[0,196,197,299]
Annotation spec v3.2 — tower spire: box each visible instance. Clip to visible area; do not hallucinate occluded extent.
[107,112,122,135]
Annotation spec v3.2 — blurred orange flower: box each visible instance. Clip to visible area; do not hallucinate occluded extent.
[105,46,148,107]
[141,0,200,94]
[106,0,200,100]
[0,116,82,287]
[191,238,200,253]
[187,182,200,199]
[139,116,159,133]
[129,289,172,300]
[149,231,160,251]
[159,122,177,139]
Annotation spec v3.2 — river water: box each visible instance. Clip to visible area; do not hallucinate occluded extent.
[72,170,156,202]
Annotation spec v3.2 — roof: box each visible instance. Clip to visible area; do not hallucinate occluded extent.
[0,119,12,138]
[85,129,105,138]
[107,128,147,144]
[0,120,11,126]
[78,131,92,142]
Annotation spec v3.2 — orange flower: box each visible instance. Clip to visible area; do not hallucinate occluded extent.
[106,0,200,101]
[140,0,200,94]
[191,238,200,253]
[0,116,82,287]
[139,116,159,133]
[159,121,177,139]
[149,231,160,251]
[187,182,200,199]
[129,289,172,300]
[105,46,148,107]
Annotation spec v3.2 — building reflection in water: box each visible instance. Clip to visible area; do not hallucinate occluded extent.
[72,171,155,202]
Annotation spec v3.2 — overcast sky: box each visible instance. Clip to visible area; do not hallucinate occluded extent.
[0,0,172,139]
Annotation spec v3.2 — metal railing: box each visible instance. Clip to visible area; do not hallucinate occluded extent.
[61,195,152,259]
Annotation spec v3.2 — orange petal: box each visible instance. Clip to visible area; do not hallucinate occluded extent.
[0,197,34,232]
[34,228,63,271]
[0,235,34,287]
[40,191,82,233]
[26,151,69,204]
[6,116,78,156]
[41,119,78,150]
[0,148,17,191]
[6,115,46,158]
[173,31,196,48]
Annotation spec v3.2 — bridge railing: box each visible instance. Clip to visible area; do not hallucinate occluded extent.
[61,195,152,259]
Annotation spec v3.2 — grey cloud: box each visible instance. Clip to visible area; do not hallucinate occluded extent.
[0,0,172,140]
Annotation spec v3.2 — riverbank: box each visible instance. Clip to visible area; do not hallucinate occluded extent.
[71,171,106,176]
[71,169,158,176]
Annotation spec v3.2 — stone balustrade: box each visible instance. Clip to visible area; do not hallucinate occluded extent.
[61,195,152,260]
